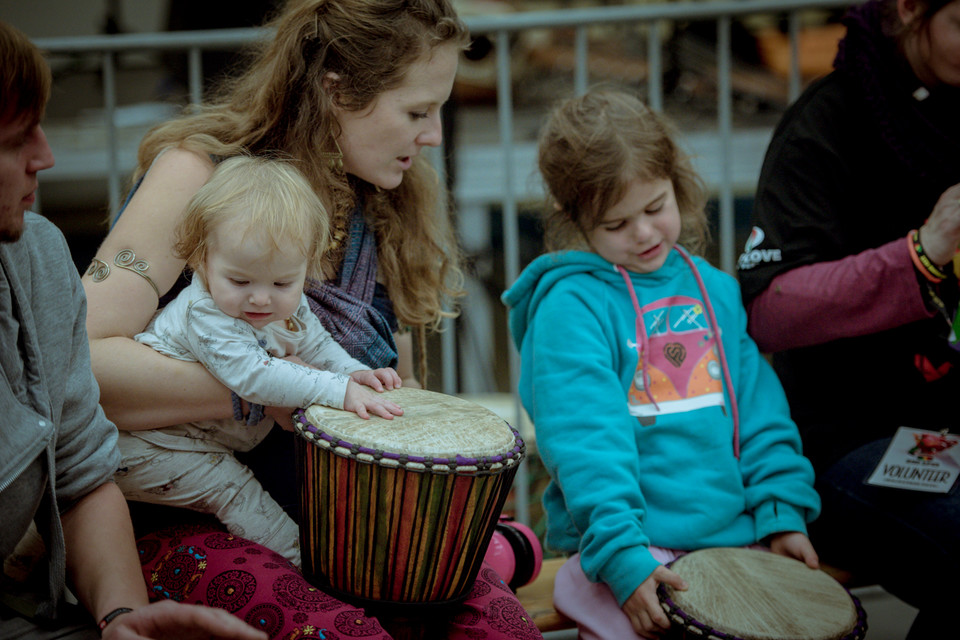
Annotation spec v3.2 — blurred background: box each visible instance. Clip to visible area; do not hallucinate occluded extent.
[2,0,848,393]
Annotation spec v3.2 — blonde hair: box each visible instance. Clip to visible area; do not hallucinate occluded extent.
[136,0,469,331]
[538,88,709,255]
[175,155,328,280]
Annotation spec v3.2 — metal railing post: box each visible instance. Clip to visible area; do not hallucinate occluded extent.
[188,46,203,105]
[574,26,589,96]
[716,16,735,275]
[495,28,530,527]
[101,51,120,217]
[647,21,663,112]
[788,11,803,103]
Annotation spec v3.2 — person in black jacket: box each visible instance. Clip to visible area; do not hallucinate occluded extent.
[738,1,960,638]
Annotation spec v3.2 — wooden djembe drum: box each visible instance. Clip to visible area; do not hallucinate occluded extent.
[294,387,525,639]
[658,547,868,640]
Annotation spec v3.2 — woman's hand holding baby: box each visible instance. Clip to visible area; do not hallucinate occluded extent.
[622,565,687,638]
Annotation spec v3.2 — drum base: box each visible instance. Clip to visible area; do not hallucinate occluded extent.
[375,611,449,640]
[306,576,468,640]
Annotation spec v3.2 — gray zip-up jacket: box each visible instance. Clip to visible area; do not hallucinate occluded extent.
[0,212,119,624]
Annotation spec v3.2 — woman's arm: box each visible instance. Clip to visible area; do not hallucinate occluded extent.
[746,238,932,352]
[82,149,230,430]
[61,482,267,640]
[747,182,960,353]
[61,482,150,619]
[90,337,237,429]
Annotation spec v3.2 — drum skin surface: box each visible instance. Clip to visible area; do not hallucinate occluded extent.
[294,387,525,607]
[660,547,866,640]
[300,386,520,464]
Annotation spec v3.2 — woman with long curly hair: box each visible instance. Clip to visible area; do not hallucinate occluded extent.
[81,1,542,638]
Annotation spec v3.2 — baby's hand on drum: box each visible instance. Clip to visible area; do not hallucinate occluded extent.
[769,531,819,569]
[344,380,403,420]
[623,566,687,638]
[351,367,402,392]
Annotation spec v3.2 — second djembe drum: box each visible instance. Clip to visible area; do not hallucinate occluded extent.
[658,547,868,640]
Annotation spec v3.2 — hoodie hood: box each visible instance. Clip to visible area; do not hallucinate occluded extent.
[504,247,740,458]
[502,249,689,350]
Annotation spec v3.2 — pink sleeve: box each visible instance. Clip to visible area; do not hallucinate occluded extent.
[746,237,935,352]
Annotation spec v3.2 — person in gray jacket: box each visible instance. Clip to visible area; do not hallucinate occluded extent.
[0,19,266,640]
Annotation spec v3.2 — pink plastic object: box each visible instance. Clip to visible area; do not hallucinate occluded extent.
[483,515,543,590]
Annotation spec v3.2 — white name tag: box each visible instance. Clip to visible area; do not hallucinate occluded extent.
[866,427,960,493]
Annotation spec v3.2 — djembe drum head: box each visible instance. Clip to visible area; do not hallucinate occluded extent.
[658,547,867,640]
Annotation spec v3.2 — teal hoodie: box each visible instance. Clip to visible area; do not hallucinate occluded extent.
[502,249,819,606]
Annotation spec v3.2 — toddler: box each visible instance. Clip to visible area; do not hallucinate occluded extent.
[116,156,402,566]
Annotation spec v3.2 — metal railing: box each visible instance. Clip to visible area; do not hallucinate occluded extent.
[33,0,859,526]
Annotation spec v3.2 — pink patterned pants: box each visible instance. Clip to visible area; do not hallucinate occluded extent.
[137,522,543,640]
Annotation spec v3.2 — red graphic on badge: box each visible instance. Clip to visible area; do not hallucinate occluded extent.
[908,432,958,461]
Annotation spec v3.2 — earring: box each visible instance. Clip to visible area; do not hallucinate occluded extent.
[321,139,343,171]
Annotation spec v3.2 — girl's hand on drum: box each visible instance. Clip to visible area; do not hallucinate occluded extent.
[344,380,404,420]
[622,565,687,638]
[919,182,960,266]
[769,531,819,569]
[351,367,402,392]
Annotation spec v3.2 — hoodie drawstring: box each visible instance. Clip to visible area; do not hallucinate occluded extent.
[615,247,741,459]
[616,263,660,416]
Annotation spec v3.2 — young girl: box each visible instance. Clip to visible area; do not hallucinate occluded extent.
[502,88,822,640]
[114,156,402,566]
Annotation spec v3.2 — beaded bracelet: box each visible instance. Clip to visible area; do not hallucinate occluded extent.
[907,229,947,282]
[915,230,950,279]
[98,607,133,634]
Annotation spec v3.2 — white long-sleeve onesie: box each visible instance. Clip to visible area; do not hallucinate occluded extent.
[116,275,367,566]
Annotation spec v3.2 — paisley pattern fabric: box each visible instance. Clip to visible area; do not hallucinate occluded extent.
[137,523,542,640]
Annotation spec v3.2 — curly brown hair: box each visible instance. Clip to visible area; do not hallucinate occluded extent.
[537,87,709,256]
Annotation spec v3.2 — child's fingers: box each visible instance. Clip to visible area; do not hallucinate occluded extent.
[385,401,403,416]
[658,567,688,591]
[374,368,402,390]
[634,607,667,639]
[368,402,396,420]
[797,543,820,569]
[641,590,671,632]
[648,600,672,632]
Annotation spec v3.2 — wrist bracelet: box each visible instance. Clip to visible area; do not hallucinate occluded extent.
[913,229,949,279]
[908,230,947,282]
[98,607,133,634]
